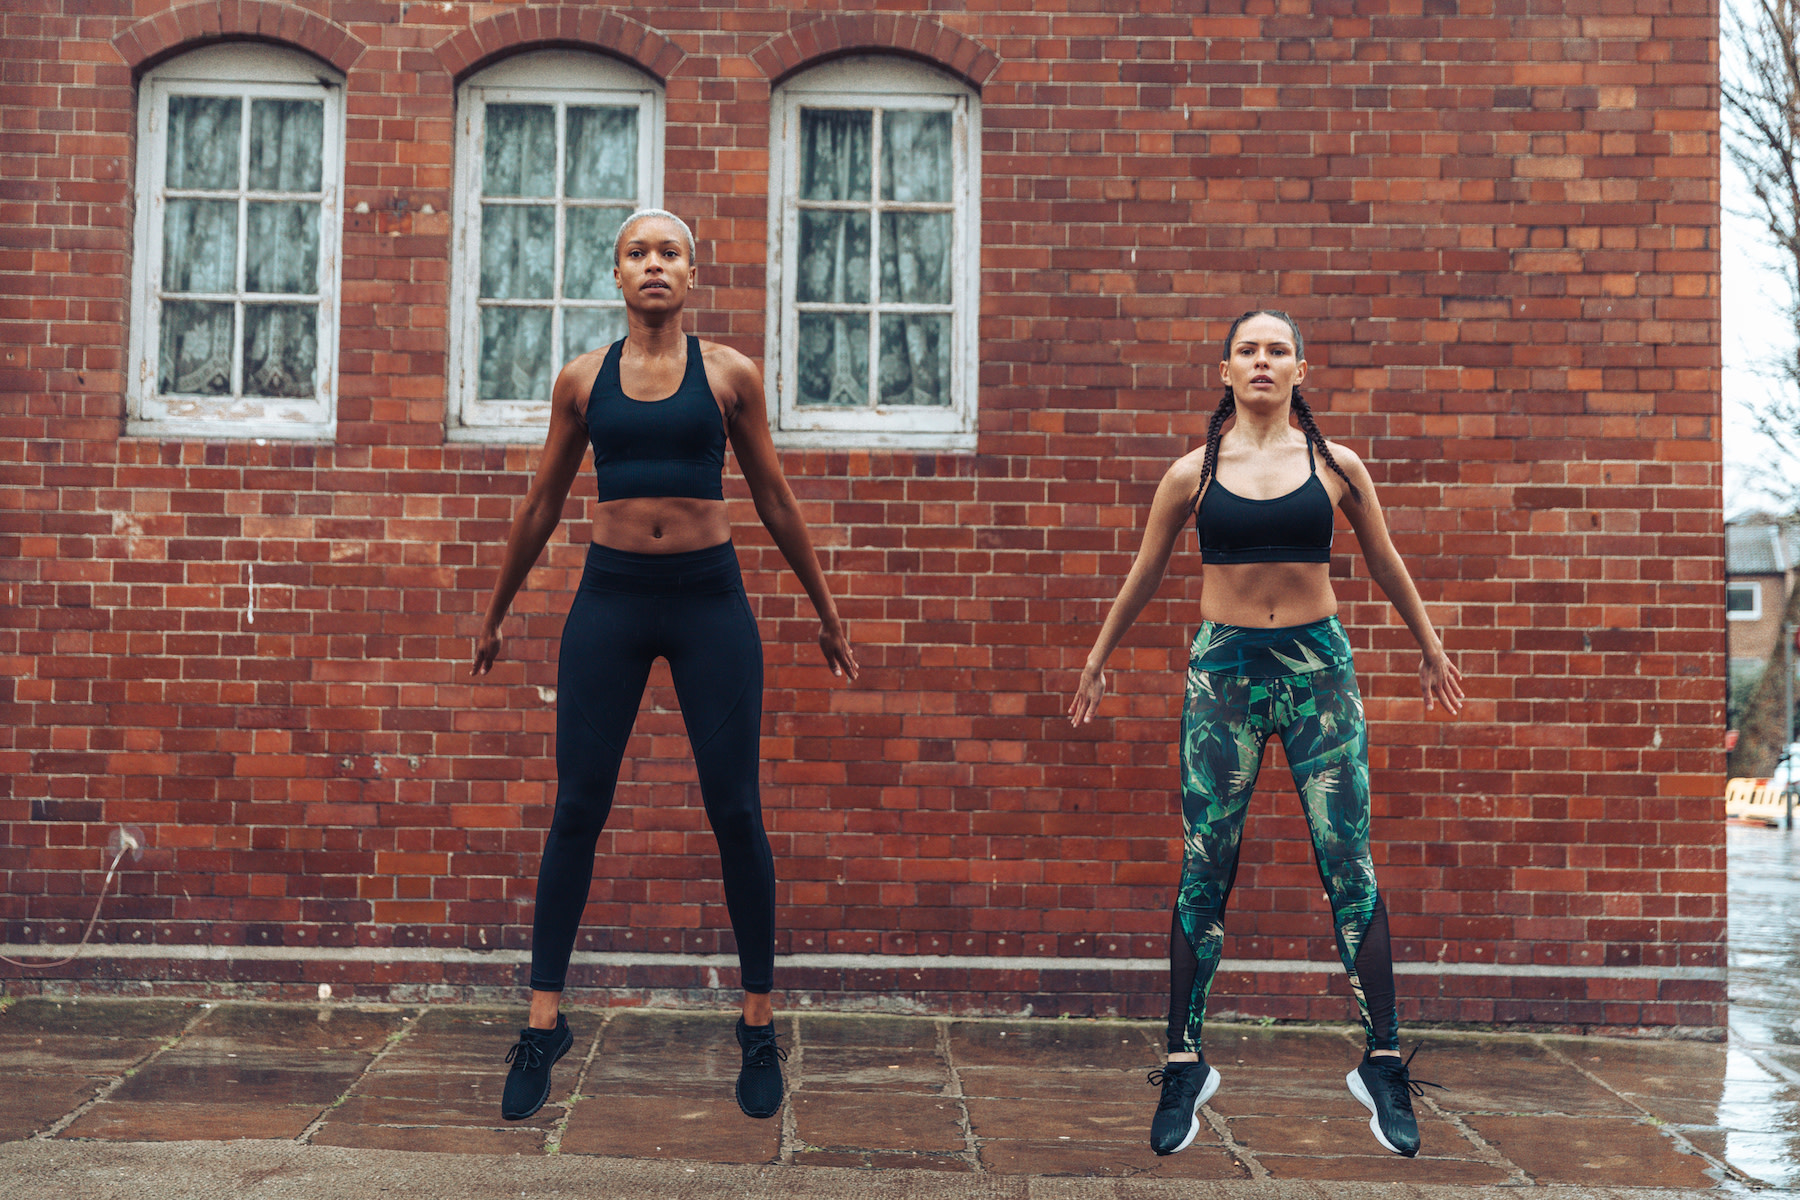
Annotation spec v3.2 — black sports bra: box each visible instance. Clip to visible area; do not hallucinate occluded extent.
[586,336,726,503]
[1195,440,1335,564]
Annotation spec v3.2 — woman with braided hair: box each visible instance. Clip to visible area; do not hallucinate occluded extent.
[1069,310,1463,1159]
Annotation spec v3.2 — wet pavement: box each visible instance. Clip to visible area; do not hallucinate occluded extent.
[1723,821,1800,1188]
[0,825,1794,1194]
[0,998,1767,1191]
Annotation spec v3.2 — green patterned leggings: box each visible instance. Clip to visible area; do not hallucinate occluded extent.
[1170,616,1398,1054]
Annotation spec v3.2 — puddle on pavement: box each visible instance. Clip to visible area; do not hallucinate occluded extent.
[1727,822,1800,1187]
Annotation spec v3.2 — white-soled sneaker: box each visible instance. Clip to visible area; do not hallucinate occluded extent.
[1147,1059,1221,1156]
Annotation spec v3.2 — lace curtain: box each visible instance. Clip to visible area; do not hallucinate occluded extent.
[794,107,953,409]
[477,103,636,402]
[158,95,322,400]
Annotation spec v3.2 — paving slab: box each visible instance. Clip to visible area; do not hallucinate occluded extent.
[962,1095,1150,1144]
[978,1139,1247,1179]
[1228,1113,1451,1158]
[309,1123,547,1155]
[792,1090,966,1152]
[1410,1039,1636,1117]
[0,998,202,1073]
[0,1075,107,1140]
[797,1043,951,1093]
[1255,1153,1514,1184]
[58,1100,319,1142]
[946,1020,1162,1069]
[558,1092,781,1163]
[1461,1114,1718,1189]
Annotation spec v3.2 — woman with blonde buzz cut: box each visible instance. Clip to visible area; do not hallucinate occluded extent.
[473,209,858,1125]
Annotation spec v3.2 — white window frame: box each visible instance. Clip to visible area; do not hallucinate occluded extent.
[127,44,345,440]
[767,57,980,451]
[1727,581,1763,621]
[448,51,663,442]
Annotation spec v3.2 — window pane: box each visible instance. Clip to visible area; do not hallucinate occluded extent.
[483,104,556,197]
[881,110,952,203]
[563,206,631,300]
[159,300,235,395]
[879,212,952,305]
[800,110,872,202]
[797,211,870,304]
[162,199,238,293]
[478,306,553,401]
[565,106,638,200]
[879,312,951,407]
[1728,586,1758,613]
[166,95,240,191]
[563,307,627,364]
[797,312,869,407]
[245,202,319,295]
[480,205,554,299]
[247,98,323,193]
[242,303,317,397]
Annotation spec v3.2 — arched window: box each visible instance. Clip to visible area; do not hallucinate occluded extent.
[449,51,664,440]
[767,57,981,450]
[128,44,345,439]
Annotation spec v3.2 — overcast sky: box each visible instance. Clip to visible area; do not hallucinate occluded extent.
[1720,0,1793,518]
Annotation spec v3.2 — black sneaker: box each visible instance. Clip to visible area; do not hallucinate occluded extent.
[1146,1059,1221,1156]
[1346,1046,1443,1157]
[734,1017,787,1119]
[500,1013,574,1121]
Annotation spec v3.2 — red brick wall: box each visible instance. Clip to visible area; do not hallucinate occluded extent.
[1,0,1726,1034]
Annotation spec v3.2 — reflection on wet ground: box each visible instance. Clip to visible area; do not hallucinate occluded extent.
[1724,822,1800,1188]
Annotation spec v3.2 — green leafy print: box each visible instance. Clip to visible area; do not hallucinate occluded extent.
[1169,620,1390,1054]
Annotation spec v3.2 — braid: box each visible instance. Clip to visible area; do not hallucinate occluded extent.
[1290,389,1360,505]
[1190,388,1235,514]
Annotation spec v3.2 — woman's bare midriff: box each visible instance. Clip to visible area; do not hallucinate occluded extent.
[589,496,731,554]
[1199,561,1338,628]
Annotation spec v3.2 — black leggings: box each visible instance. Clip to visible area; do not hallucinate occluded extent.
[529,541,774,994]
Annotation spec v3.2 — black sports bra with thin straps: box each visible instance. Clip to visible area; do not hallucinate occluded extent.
[585,336,726,503]
[1195,440,1335,564]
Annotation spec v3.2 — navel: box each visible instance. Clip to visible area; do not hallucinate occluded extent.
[652,525,663,539]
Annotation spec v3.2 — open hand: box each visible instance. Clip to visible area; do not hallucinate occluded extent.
[1068,665,1107,726]
[1421,651,1464,715]
[471,625,502,676]
[820,620,859,682]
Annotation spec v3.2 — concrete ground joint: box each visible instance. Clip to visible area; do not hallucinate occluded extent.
[297,1003,425,1146]
[937,1015,985,1173]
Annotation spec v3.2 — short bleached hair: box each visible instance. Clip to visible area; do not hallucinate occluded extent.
[613,208,697,266]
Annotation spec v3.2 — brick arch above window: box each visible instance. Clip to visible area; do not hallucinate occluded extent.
[751,14,1000,91]
[433,7,684,84]
[112,1,365,75]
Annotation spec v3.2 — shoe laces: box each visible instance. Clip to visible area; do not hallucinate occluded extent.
[1371,1046,1445,1108]
[1147,1063,1201,1111]
[741,1025,788,1069]
[504,1032,550,1072]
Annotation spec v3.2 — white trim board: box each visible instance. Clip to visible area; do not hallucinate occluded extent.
[0,943,1725,982]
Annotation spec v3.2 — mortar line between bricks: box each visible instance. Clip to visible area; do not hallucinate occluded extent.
[936,1016,984,1173]
[36,1000,218,1141]
[777,1010,804,1164]
[1531,1034,1757,1188]
[296,1004,426,1146]
[543,1006,612,1155]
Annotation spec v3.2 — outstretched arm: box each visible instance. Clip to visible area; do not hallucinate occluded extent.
[471,362,592,676]
[718,348,859,681]
[1069,458,1204,726]
[1334,448,1464,715]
